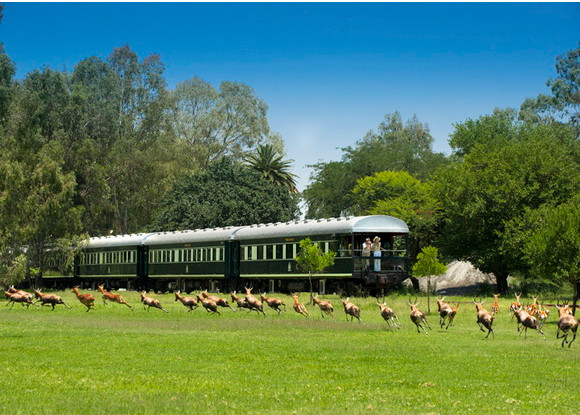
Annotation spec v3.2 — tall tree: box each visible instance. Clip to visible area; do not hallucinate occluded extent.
[433,123,579,292]
[0,141,83,284]
[246,144,298,193]
[170,77,271,168]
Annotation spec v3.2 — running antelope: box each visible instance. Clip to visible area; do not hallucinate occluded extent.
[490,294,500,316]
[230,291,251,311]
[291,293,309,318]
[71,287,95,312]
[260,293,286,315]
[174,291,198,311]
[377,298,401,329]
[513,308,545,339]
[201,291,236,312]
[33,289,71,310]
[474,299,494,339]
[342,297,362,323]
[509,293,522,316]
[244,287,266,316]
[97,285,133,311]
[537,305,550,326]
[8,286,33,302]
[197,293,220,315]
[140,291,168,313]
[4,291,34,308]
[408,298,431,335]
[526,296,539,317]
[436,297,455,329]
[556,303,578,348]
[312,295,334,318]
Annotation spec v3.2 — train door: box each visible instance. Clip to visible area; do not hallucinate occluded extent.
[137,245,149,290]
[225,240,240,291]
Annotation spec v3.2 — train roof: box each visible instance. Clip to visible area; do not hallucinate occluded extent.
[85,215,408,249]
[142,227,243,246]
[232,215,408,241]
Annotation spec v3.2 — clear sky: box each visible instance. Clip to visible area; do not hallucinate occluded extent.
[2,2,579,190]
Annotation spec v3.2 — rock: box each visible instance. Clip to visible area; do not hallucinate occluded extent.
[403,260,496,294]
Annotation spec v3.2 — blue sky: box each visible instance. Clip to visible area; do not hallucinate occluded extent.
[2,2,579,190]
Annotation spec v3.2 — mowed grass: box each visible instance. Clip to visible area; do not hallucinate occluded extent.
[0,291,578,415]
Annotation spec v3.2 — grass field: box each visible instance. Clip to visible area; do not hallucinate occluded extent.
[0,290,578,415]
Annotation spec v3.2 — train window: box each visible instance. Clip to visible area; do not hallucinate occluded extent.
[276,245,283,259]
[266,245,273,260]
[256,245,263,260]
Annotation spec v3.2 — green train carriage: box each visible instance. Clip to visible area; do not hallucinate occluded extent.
[70,215,409,294]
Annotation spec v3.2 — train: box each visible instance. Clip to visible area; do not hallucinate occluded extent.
[43,215,410,295]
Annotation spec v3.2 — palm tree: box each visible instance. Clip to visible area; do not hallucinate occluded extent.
[246,144,299,193]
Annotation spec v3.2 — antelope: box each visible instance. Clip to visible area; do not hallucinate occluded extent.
[230,291,251,311]
[556,303,578,348]
[140,291,168,313]
[201,291,236,312]
[196,293,220,315]
[174,291,198,311]
[526,296,539,317]
[490,294,500,316]
[312,295,334,318]
[513,308,545,339]
[537,304,550,326]
[4,291,34,308]
[474,299,494,339]
[446,301,460,329]
[260,293,286,315]
[376,298,401,329]
[435,297,455,329]
[408,298,431,335]
[33,289,71,310]
[342,297,362,323]
[97,285,134,311]
[71,287,95,312]
[509,293,522,318]
[291,293,309,318]
[8,285,33,302]
[244,287,266,316]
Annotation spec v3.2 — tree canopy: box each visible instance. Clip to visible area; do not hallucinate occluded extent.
[151,158,300,231]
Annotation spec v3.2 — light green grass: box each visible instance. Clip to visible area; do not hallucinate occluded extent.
[1,291,578,415]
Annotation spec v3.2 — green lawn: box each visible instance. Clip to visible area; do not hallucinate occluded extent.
[0,291,578,415]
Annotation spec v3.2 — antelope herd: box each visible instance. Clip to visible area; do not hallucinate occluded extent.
[3,287,578,347]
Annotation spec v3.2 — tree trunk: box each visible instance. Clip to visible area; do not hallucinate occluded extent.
[495,270,509,294]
